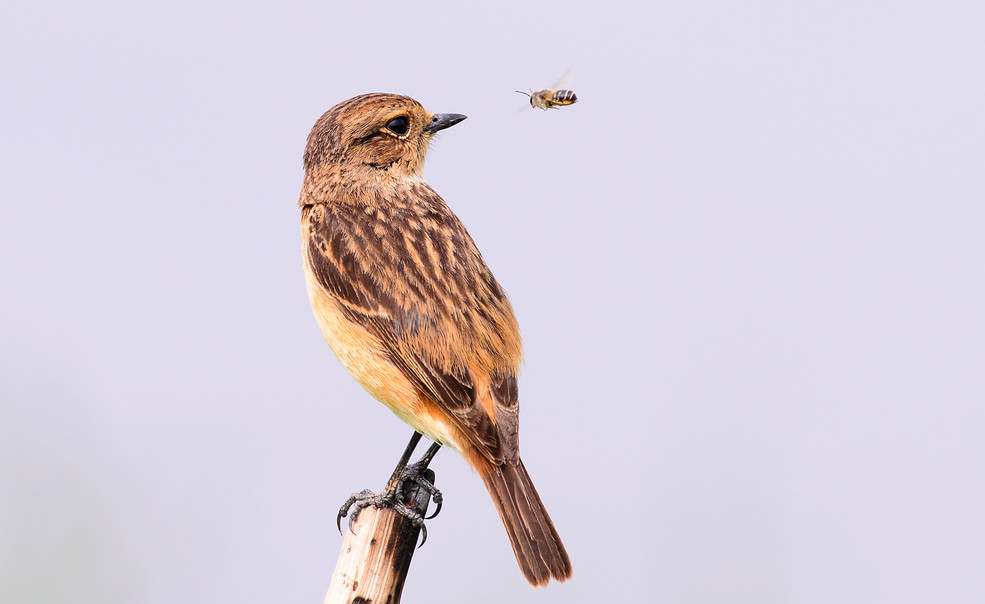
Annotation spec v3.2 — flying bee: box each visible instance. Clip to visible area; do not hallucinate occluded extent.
[516,70,578,110]
[517,88,578,110]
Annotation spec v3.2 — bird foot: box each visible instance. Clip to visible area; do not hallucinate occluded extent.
[398,461,443,520]
[336,463,442,545]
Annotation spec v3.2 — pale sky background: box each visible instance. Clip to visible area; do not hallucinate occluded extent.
[2,1,983,602]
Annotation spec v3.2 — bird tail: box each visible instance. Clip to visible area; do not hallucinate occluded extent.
[479,457,572,586]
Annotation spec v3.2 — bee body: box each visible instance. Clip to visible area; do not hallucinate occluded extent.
[517,71,579,111]
[523,88,578,110]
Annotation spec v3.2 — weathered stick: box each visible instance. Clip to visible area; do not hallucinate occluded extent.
[324,470,436,604]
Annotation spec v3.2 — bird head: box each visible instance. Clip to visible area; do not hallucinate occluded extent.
[303,93,466,180]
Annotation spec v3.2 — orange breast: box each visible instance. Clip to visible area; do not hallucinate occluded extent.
[303,261,462,450]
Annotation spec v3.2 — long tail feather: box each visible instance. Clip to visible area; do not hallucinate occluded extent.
[480,458,572,586]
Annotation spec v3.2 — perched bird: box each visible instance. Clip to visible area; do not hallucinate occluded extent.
[298,93,572,586]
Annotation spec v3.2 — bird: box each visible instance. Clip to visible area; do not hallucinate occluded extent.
[297,93,572,586]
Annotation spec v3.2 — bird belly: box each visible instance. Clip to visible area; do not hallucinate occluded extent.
[304,267,460,450]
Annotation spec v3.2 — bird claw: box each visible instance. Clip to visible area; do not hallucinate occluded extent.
[335,434,442,546]
[335,465,441,546]
[392,501,429,547]
[425,492,442,520]
[337,489,376,535]
[396,463,443,520]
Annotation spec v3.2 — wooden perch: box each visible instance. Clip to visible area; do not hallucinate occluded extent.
[324,469,436,604]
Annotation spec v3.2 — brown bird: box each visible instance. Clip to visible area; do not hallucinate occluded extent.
[298,93,572,586]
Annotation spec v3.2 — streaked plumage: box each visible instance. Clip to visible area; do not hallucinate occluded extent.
[298,93,571,586]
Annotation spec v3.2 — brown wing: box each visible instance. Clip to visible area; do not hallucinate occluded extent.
[491,370,519,463]
[302,188,521,463]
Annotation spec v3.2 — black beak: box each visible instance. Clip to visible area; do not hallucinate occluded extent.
[424,113,467,133]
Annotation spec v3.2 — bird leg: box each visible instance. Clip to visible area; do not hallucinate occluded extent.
[402,441,443,520]
[336,432,444,544]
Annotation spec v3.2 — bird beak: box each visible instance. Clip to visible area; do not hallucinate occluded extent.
[424,113,467,133]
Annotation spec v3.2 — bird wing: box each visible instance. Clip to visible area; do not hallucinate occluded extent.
[303,197,521,464]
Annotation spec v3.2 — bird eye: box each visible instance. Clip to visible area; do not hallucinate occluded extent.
[385,115,410,136]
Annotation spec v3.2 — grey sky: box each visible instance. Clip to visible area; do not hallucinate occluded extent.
[2,1,983,602]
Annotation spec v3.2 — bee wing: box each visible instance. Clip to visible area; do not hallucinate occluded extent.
[551,68,575,90]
